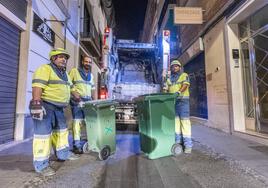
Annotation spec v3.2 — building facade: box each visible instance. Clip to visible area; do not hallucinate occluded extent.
[225,0,268,140]
[0,0,114,144]
[142,0,268,144]
[80,0,115,100]
[15,0,81,141]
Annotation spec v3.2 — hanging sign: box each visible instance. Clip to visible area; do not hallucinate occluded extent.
[33,13,55,46]
[174,7,203,24]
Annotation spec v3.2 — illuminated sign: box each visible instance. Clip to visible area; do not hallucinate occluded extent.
[174,7,203,24]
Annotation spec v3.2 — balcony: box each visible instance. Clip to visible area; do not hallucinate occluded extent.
[80,18,102,58]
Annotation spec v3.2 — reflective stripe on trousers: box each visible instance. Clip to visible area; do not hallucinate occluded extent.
[175,99,193,149]
[72,119,84,148]
[71,105,85,148]
[33,102,70,172]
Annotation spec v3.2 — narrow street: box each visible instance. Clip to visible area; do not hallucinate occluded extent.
[1,1,268,187]
[0,125,267,188]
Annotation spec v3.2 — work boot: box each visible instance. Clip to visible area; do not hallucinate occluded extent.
[37,166,56,177]
[68,152,80,161]
[73,146,83,154]
[184,147,192,154]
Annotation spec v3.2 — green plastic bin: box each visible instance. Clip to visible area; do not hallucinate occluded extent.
[82,99,118,160]
[135,93,179,159]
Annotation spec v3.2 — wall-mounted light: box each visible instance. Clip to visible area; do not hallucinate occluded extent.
[104,27,110,34]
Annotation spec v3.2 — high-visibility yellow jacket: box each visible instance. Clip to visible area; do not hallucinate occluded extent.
[69,68,95,101]
[166,72,190,99]
[32,64,72,107]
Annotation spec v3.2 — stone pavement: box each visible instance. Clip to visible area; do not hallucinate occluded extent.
[192,124,268,184]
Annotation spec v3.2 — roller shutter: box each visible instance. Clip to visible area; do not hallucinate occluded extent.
[0,16,20,143]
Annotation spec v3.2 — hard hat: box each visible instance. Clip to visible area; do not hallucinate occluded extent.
[49,48,70,60]
[170,60,182,67]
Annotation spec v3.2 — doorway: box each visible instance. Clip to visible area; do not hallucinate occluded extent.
[239,5,268,132]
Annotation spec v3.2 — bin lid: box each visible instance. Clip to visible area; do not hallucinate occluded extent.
[134,93,176,102]
[83,99,118,108]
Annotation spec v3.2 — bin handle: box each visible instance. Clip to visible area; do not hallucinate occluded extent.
[78,102,85,108]
[146,98,171,102]
[110,105,115,111]
[144,95,176,102]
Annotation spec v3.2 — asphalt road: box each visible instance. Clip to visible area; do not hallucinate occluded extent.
[0,132,267,188]
[96,132,267,188]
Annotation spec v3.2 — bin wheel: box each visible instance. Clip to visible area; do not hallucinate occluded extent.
[171,143,183,156]
[99,146,111,161]
[82,141,90,154]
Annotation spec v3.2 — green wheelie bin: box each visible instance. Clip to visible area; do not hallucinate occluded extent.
[81,99,118,160]
[135,93,181,159]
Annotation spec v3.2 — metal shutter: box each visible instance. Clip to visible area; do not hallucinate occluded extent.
[0,0,27,22]
[0,16,20,143]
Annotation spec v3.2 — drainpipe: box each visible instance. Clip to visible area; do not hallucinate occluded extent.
[44,18,69,48]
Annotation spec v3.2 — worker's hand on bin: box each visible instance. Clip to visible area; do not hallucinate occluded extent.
[175,91,182,98]
[162,84,168,92]
[78,101,85,108]
[29,100,46,120]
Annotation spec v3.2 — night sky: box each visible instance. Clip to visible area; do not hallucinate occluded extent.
[113,0,148,42]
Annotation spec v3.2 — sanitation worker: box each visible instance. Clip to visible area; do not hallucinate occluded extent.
[164,60,193,153]
[69,55,95,154]
[29,48,79,177]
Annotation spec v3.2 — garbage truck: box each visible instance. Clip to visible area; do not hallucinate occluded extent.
[106,40,161,129]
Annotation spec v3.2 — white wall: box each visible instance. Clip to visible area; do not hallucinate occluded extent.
[224,24,245,132]
[25,0,80,113]
[14,1,32,141]
[204,19,230,132]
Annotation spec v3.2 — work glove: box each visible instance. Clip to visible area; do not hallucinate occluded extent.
[162,83,168,92]
[175,91,182,99]
[29,100,46,120]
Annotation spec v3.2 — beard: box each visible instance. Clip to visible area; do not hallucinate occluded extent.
[83,64,90,71]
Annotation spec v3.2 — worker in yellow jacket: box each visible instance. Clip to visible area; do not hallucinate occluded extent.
[165,60,193,154]
[29,48,79,177]
[69,56,95,154]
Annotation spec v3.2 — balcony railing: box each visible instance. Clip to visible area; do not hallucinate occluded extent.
[80,17,101,57]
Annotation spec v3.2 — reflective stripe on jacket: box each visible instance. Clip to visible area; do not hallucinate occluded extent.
[32,64,72,107]
[69,68,95,101]
[166,72,190,99]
